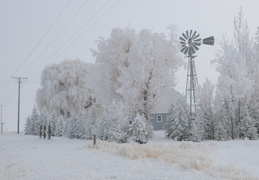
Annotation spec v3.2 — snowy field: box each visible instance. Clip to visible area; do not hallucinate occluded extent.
[1,131,259,180]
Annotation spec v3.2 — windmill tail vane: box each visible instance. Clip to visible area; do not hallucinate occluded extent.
[203,36,215,45]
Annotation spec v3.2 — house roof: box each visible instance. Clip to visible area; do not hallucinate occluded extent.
[150,87,183,114]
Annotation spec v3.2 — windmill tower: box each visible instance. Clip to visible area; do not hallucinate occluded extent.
[179,30,214,118]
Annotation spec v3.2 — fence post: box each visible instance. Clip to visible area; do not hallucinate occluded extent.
[48,124,51,140]
[43,125,46,139]
[40,125,42,138]
[93,134,96,145]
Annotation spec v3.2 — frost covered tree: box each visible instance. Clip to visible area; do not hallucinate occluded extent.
[214,93,229,141]
[239,103,257,140]
[213,8,254,139]
[49,112,57,136]
[24,105,42,136]
[165,97,190,141]
[30,105,40,135]
[66,116,77,139]
[215,119,228,141]
[90,28,137,107]
[195,108,206,140]
[117,28,182,121]
[85,103,99,139]
[98,101,129,143]
[54,116,64,137]
[213,40,251,139]
[36,59,94,119]
[73,111,88,139]
[92,27,182,132]
[39,107,49,127]
[197,79,216,140]
[24,115,32,135]
[65,110,92,139]
[129,113,148,144]
[249,27,259,133]
[188,120,201,142]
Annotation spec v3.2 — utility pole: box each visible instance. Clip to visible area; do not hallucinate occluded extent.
[12,76,27,134]
[0,105,3,134]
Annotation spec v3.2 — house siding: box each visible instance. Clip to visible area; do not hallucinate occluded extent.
[149,113,169,131]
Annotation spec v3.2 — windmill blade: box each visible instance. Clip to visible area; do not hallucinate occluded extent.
[191,31,197,38]
[182,33,187,40]
[180,36,186,42]
[189,30,193,38]
[180,46,187,54]
[194,42,201,46]
[193,34,200,39]
[183,47,189,54]
[180,41,186,45]
[194,38,201,42]
[203,36,215,45]
[192,44,199,51]
[190,46,195,55]
[186,31,189,39]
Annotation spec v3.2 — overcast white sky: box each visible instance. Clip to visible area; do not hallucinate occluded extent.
[0,0,259,132]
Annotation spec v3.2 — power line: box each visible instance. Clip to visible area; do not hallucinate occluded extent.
[0,0,71,107]
[11,0,72,77]
[21,0,89,77]
[0,81,16,83]
[0,1,87,105]
[51,0,121,66]
[68,0,121,51]
[54,0,121,66]
[23,81,40,84]
[3,86,18,106]
[0,83,17,105]
[0,80,36,107]
[2,0,120,105]
[0,79,12,104]
[26,0,112,79]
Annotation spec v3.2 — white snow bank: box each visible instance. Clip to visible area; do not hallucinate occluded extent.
[0,133,215,180]
[1,132,259,180]
[211,140,259,179]
[86,140,257,180]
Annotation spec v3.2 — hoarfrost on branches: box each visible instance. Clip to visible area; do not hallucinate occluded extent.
[92,27,182,122]
[129,113,148,144]
[36,59,94,118]
[165,96,190,141]
[196,79,216,140]
[212,8,257,140]
[98,100,129,143]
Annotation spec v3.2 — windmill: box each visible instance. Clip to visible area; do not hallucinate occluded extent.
[179,30,214,118]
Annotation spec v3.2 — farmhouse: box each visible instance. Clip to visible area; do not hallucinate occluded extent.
[149,87,183,130]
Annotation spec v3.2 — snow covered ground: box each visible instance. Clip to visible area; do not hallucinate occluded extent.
[0,131,259,180]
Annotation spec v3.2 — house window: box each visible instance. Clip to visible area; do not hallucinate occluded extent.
[157,115,162,122]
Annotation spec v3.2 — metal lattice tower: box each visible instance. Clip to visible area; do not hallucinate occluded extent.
[179,30,214,118]
[186,56,199,117]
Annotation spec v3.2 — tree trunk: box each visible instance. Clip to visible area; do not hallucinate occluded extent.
[231,116,234,139]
